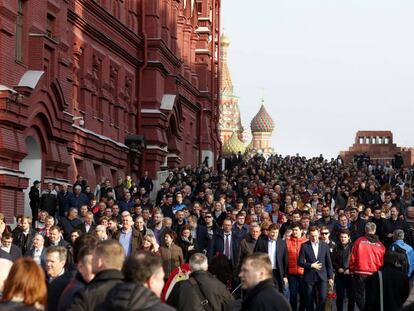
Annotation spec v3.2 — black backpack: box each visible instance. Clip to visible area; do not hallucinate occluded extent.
[391,243,409,275]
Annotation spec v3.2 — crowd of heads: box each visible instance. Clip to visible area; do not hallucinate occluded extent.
[1,153,414,309]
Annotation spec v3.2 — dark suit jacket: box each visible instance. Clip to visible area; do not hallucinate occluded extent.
[76,223,96,234]
[298,241,334,282]
[0,248,12,261]
[25,247,47,269]
[8,244,22,261]
[139,176,154,193]
[209,230,239,267]
[195,225,210,253]
[254,237,288,282]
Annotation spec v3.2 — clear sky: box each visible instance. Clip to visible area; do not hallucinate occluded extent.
[221,0,414,159]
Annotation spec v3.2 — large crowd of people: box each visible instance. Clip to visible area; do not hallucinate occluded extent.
[1,153,414,310]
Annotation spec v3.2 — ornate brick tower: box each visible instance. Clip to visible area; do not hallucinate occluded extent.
[219,33,243,146]
[250,101,275,155]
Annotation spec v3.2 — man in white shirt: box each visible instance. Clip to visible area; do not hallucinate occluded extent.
[253,223,288,293]
[298,226,334,311]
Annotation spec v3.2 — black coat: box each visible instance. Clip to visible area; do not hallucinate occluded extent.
[48,270,76,311]
[59,217,82,240]
[29,186,40,210]
[254,237,288,281]
[40,191,58,215]
[12,228,36,255]
[350,218,366,242]
[106,282,175,311]
[365,265,409,311]
[167,271,232,311]
[194,225,210,253]
[241,279,291,311]
[67,269,124,311]
[383,218,410,247]
[57,272,87,311]
[0,301,40,311]
[139,176,154,193]
[57,191,74,217]
[331,242,352,273]
[177,236,197,262]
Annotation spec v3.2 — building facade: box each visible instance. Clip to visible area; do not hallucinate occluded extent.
[0,0,221,218]
[340,131,414,165]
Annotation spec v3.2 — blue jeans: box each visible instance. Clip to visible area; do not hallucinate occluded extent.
[288,274,305,311]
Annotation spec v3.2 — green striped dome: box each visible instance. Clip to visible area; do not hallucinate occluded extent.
[250,104,274,133]
[223,132,246,154]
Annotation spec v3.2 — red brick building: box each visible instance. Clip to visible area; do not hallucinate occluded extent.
[0,0,221,218]
[340,131,414,165]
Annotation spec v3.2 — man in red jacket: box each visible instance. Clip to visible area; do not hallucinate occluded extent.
[285,222,307,311]
[349,222,385,311]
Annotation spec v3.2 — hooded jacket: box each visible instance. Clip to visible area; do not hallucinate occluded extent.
[349,234,385,275]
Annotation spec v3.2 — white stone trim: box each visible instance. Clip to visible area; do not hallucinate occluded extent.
[0,167,26,178]
[18,70,44,89]
[146,145,168,152]
[160,94,176,111]
[141,109,166,116]
[72,124,129,149]
[0,84,17,93]
[63,111,74,117]
[43,177,70,186]
[196,26,210,33]
[198,17,211,22]
[195,49,210,53]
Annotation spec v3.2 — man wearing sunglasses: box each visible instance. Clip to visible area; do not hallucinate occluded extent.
[319,226,336,254]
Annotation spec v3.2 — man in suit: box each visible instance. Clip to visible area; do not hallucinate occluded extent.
[0,232,22,261]
[209,218,238,268]
[298,225,334,311]
[254,223,288,293]
[77,211,96,234]
[25,233,47,268]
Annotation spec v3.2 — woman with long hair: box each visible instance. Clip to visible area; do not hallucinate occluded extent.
[0,257,47,310]
[140,234,160,256]
[176,225,196,262]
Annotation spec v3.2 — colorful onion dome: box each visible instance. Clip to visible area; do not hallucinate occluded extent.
[223,132,246,154]
[250,104,274,133]
[221,33,230,47]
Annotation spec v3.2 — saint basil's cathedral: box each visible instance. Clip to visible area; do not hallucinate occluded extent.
[219,34,275,158]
